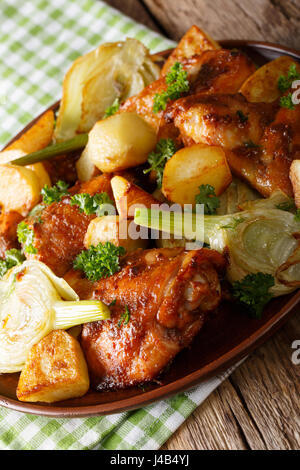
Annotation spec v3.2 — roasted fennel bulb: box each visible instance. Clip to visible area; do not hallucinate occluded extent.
[0,260,110,373]
[134,192,300,297]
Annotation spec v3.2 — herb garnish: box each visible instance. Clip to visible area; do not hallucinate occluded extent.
[143,138,176,188]
[232,272,275,318]
[41,180,69,205]
[118,305,131,328]
[103,98,120,118]
[73,242,126,281]
[17,222,37,254]
[220,217,246,230]
[0,249,25,278]
[278,64,300,93]
[70,192,114,216]
[280,93,295,110]
[153,62,189,113]
[195,184,220,215]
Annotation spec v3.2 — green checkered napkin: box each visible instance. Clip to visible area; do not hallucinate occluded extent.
[0,0,239,450]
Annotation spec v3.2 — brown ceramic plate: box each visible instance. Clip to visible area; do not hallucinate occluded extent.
[0,40,300,417]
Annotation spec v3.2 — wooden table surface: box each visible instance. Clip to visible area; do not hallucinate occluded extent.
[104,0,300,450]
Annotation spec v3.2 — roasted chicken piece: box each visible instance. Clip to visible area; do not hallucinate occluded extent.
[76,247,226,390]
[21,174,113,276]
[0,211,23,258]
[170,93,276,149]
[120,49,255,139]
[227,95,300,197]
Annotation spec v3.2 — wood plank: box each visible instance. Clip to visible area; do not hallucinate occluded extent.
[103,0,161,31]
[143,0,300,49]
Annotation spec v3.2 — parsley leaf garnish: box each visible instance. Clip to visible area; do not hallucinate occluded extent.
[278,64,300,93]
[17,222,37,254]
[153,62,189,113]
[118,305,131,328]
[73,242,126,281]
[232,273,275,318]
[236,110,248,123]
[41,180,69,205]
[70,192,114,216]
[280,93,295,110]
[143,138,176,188]
[195,184,220,215]
[0,249,25,278]
[103,98,120,119]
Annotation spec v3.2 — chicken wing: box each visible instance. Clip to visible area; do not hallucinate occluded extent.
[21,174,113,276]
[78,247,226,390]
[170,93,276,149]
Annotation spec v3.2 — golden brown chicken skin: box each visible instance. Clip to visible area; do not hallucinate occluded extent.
[78,247,226,391]
[21,174,113,276]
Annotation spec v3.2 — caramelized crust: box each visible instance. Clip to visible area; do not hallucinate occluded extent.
[0,211,23,258]
[79,247,226,390]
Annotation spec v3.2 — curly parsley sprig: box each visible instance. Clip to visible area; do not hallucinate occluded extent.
[73,242,126,281]
[70,192,114,217]
[153,62,189,113]
[0,249,25,278]
[195,184,220,215]
[278,64,300,93]
[232,272,275,318]
[103,98,120,119]
[41,180,69,205]
[143,138,176,188]
[17,222,37,254]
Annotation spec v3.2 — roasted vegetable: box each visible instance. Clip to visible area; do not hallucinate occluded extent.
[290,160,300,208]
[84,215,148,253]
[240,57,300,103]
[162,144,232,205]
[17,330,89,403]
[0,260,110,373]
[87,112,157,173]
[54,38,160,141]
[134,192,300,297]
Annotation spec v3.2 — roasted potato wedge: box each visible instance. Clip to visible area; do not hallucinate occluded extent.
[6,110,54,153]
[290,160,300,208]
[0,164,41,216]
[17,330,89,403]
[161,25,220,76]
[240,56,300,103]
[111,175,159,218]
[0,149,51,190]
[84,215,148,252]
[162,144,232,205]
[87,112,157,173]
[76,147,100,182]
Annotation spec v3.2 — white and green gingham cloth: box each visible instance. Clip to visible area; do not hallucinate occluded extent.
[0,0,240,450]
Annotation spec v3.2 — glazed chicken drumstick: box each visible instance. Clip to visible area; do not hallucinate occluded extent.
[67,247,227,390]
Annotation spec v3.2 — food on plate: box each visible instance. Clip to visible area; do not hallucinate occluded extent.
[0,260,109,373]
[84,215,148,253]
[54,38,160,141]
[79,247,226,390]
[240,57,300,103]
[111,175,159,218]
[17,330,90,403]
[0,25,300,403]
[86,112,157,172]
[162,144,232,205]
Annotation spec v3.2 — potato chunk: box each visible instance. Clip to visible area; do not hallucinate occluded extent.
[161,25,220,76]
[162,144,232,205]
[87,112,157,172]
[17,330,89,403]
[240,57,300,103]
[76,147,100,182]
[0,164,41,216]
[290,160,300,208]
[84,215,148,252]
[111,175,159,218]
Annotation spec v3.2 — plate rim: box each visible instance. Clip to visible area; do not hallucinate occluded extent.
[1,39,300,417]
